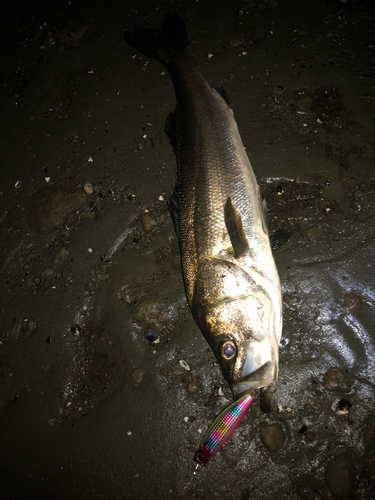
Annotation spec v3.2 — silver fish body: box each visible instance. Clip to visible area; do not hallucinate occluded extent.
[124,13,282,411]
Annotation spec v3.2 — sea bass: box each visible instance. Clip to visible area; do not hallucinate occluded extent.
[124,13,283,412]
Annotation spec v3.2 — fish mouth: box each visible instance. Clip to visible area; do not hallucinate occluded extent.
[231,360,273,399]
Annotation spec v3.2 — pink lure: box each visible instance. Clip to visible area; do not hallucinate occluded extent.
[193,393,254,465]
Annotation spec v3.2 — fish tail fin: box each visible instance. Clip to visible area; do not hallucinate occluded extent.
[123,13,190,66]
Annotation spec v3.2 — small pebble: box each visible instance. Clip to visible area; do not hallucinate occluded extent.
[186,379,200,394]
[84,182,94,195]
[172,364,186,376]
[131,297,167,333]
[325,449,356,497]
[352,189,363,199]
[141,213,159,233]
[306,225,322,243]
[34,277,44,287]
[143,327,159,342]
[323,367,349,391]
[98,260,112,272]
[343,293,362,313]
[131,368,144,384]
[42,267,54,278]
[84,281,98,292]
[259,423,285,452]
[64,407,72,417]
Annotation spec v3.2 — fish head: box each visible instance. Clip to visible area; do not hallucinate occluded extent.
[193,258,281,407]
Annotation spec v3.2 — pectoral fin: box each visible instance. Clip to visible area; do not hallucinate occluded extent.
[224,197,249,258]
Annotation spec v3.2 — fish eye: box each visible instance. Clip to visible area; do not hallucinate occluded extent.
[220,340,236,360]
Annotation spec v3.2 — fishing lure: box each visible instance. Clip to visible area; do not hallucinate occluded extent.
[193,393,254,465]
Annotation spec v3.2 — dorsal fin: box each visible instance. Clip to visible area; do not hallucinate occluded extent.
[224,197,249,258]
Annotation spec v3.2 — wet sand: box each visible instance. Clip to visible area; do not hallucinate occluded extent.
[1,0,375,498]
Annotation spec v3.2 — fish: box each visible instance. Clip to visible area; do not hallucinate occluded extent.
[124,13,284,413]
[193,393,254,465]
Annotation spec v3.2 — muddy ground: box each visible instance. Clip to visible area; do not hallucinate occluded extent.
[0,0,375,498]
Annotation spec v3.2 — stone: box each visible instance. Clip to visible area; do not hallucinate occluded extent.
[98,261,112,273]
[28,186,86,234]
[131,296,167,333]
[259,423,285,452]
[323,367,349,391]
[186,379,200,394]
[141,213,159,233]
[143,327,159,342]
[172,364,187,376]
[84,281,98,292]
[131,368,144,384]
[325,449,356,497]
[343,293,362,313]
[306,225,322,243]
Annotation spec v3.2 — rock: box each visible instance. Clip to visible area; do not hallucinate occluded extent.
[325,449,356,497]
[131,296,167,333]
[343,293,362,313]
[98,260,112,273]
[84,182,94,195]
[143,327,159,342]
[141,213,159,233]
[122,289,134,304]
[186,379,200,394]
[64,407,73,417]
[306,225,322,243]
[34,277,44,287]
[259,423,285,452]
[131,368,144,384]
[28,186,86,234]
[323,367,349,391]
[84,281,98,292]
[172,364,187,376]
[352,189,363,199]
[41,267,54,278]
